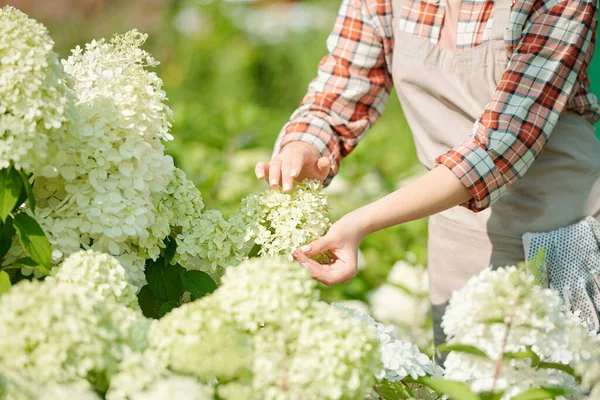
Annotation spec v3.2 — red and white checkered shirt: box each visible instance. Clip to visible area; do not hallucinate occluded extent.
[274,0,599,211]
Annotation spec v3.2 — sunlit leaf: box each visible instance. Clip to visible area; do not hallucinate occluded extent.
[417,377,480,400]
[0,167,23,222]
[13,213,51,268]
[0,271,11,295]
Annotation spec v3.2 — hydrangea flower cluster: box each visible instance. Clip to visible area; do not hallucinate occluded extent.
[216,256,319,331]
[0,369,100,400]
[251,302,380,400]
[442,266,595,398]
[32,30,175,285]
[148,257,381,400]
[333,303,441,382]
[0,280,150,392]
[106,352,214,400]
[25,30,245,285]
[237,180,330,257]
[369,260,432,348]
[49,250,141,309]
[149,295,253,382]
[0,6,71,171]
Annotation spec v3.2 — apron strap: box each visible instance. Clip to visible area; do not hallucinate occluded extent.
[490,0,514,41]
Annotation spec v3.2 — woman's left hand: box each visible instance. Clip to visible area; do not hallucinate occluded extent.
[293,213,366,286]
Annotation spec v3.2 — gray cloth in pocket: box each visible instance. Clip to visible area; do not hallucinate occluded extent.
[522,216,600,332]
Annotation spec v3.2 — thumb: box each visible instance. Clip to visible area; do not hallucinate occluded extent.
[316,156,331,174]
[299,236,330,256]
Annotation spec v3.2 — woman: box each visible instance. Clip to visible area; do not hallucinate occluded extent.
[254,0,600,356]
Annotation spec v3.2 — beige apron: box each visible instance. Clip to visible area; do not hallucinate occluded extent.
[390,0,600,350]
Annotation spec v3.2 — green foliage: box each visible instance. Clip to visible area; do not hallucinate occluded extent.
[0,270,10,295]
[182,270,217,301]
[159,301,179,317]
[510,387,571,400]
[145,258,185,303]
[18,170,35,214]
[137,285,162,319]
[375,381,415,399]
[0,218,15,259]
[12,213,51,269]
[418,377,480,400]
[0,167,23,222]
[437,343,490,359]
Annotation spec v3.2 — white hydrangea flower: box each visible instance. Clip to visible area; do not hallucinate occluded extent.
[106,352,213,400]
[0,280,150,392]
[369,261,432,349]
[215,256,319,331]
[130,375,213,400]
[442,266,593,398]
[49,250,141,309]
[0,368,100,400]
[148,295,253,382]
[237,180,330,257]
[332,303,441,383]
[252,302,381,400]
[30,30,176,285]
[0,6,71,171]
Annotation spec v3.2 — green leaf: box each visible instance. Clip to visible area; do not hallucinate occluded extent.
[417,377,480,400]
[4,257,50,274]
[0,217,16,259]
[13,213,51,268]
[479,391,505,400]
[0,271,11,295]
[19,170,35,214]
[145,258,184,302]
[248,243,261,258]
[537,362,580,382]
[0,167,24,222]
[376,381,414,399]
[182,270,217,301]
[137,285,162,319]
[510,387,570,400]
[159,301,179,317]
[163,236,177,264]
[437,343,490,359]
[504,347,540,367]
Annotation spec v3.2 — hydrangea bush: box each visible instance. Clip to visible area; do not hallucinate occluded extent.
[1,6,600,400]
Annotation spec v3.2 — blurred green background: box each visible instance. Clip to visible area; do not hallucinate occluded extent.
[1,0,598,340]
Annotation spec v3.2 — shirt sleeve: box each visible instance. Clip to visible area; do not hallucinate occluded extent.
[435,0,598,212]
[273,0,393,185]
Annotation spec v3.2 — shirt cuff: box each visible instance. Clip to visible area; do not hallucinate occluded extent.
[435,136,507,212]
[273,121,341,186]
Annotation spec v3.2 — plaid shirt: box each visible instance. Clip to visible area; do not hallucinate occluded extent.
[274,0,600,212]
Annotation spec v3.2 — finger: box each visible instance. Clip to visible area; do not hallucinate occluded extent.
[327,259,357,285]
[281,157,293,192]
[255,162,268,180]
[290,152,304,180]
[316,156,331,174]
[293,250,330,283]
[268,158,282,187]
[299,237,331,256]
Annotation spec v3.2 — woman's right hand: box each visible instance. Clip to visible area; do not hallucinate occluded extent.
[255,141,331,191]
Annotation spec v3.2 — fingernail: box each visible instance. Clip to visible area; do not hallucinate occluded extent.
[300,245,311,252]
[270,179,277,186]
[290,168,298,177]
[283,183,291,192]
[257,172,264,179]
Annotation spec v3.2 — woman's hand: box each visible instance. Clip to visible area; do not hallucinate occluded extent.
[293,212,367,286]
[255,141,331,191]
